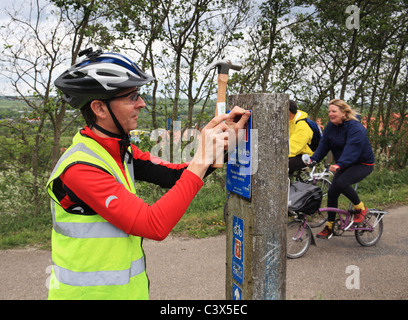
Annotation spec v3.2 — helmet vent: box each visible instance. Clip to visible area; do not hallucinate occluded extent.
[97,71,120,77]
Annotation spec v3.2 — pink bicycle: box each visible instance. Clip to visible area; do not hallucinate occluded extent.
[318,203,387,246]
[287,183,387,258]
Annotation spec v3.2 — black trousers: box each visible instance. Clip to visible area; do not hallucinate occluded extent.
[289,155,306,175]
[327,163,374,222]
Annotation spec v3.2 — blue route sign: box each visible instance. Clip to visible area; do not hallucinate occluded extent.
[232,216,244,285]
[226,114,252,199]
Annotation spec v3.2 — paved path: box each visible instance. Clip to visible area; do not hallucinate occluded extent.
[0,206,406,300]
[286,205,408,300]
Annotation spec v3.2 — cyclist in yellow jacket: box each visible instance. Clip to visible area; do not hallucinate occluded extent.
[288,100,314,174]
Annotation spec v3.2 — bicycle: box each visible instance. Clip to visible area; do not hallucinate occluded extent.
[318,183,387,246]
[287,183,387,259]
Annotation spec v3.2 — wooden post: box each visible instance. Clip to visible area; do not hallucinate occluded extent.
[226,93,289,300]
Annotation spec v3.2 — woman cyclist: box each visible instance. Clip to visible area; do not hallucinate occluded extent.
[309,99,375,239]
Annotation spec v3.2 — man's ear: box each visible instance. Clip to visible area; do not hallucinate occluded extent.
[90,100,107,120]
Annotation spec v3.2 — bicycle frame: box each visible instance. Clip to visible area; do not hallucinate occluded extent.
[318,207,386,232]
[319,182,383,232]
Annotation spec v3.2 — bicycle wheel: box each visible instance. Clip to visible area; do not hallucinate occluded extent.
[287,220,312,259]
[307,178,331,228]
[355,212,384,247]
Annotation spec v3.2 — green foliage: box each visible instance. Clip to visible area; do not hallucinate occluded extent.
[0,169,51,249]
[358,168,408,194]
[0,118,53,171]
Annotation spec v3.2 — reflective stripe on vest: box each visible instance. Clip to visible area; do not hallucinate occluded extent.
[51,200,128,238]
[53,255,145,287]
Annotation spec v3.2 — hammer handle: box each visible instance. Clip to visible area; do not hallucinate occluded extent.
[215,73,228,116]
[212,73,229,168]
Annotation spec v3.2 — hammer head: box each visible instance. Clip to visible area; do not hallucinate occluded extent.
[205,59,242,75]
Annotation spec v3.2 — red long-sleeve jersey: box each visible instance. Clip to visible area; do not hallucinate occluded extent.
[56,126,204,241]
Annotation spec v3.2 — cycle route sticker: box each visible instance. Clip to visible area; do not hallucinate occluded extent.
[233,283,242,300]
[232,216,244,285]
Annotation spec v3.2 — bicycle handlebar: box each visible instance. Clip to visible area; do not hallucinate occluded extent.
[308,160,317,168]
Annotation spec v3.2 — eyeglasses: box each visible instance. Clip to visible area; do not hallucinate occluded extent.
[108,89,141,104]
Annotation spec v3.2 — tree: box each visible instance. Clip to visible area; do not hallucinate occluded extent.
[110,0,249,160]
[229,0,314,96]
[0,0,70,213]
[107,0,173,129]
[162,0,249,128]
[0,0,118,212]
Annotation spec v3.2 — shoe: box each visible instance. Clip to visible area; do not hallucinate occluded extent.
[354,207,368,223]
[316,225,333,239]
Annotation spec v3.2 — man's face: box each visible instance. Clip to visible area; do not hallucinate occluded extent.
[109,87,145,133]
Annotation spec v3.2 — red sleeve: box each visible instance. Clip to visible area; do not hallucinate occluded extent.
[131,144,190,169]
[60,163,203,241]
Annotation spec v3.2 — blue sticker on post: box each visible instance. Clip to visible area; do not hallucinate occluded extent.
[226,112,252,199]
[232,216,244,285]
[232,283,242,300]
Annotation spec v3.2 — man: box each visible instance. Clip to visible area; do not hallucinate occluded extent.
[47,49,250,299]
[288,100,314,174]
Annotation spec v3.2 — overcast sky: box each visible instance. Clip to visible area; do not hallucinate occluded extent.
[0,0,53,95]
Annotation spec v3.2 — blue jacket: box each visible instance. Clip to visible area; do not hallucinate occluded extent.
[311,119,374,169]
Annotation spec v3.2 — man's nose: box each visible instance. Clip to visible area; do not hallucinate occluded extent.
[136,97,146,109]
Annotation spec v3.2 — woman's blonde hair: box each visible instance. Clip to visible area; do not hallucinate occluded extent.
[329,99,359,122]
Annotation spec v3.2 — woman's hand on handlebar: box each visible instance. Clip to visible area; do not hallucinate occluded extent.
[301,154,316,167]
[329,164,341,173]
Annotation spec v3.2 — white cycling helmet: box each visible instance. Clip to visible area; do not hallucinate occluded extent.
[55,48,154,109]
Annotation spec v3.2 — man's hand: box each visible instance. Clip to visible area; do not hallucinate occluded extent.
[187,108,251,179]
[225,106,251,135]
[224,106,251,154]
[187,113,230,179]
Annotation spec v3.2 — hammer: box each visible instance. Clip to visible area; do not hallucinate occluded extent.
[205,59,242,167]
[205,59,242,116]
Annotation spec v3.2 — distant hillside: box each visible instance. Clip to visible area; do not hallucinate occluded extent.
[0,96,215,126]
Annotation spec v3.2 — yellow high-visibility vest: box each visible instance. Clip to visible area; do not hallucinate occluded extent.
[46,131,148,300]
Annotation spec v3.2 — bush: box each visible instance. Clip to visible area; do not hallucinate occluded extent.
[358,167,408,193]
[0,169,51,249]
